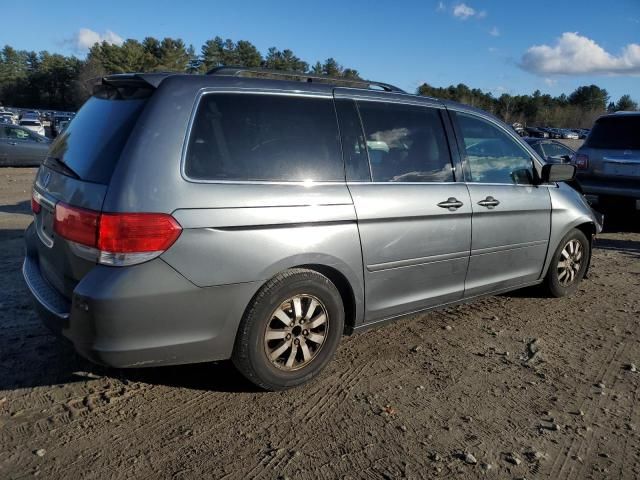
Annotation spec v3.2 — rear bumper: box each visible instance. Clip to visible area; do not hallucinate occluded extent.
[23,223,261,368]
[23,253,71,335]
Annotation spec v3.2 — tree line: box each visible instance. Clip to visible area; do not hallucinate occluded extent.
[0,36,637,127]
[418,83,638,129]
[0,37,360,111]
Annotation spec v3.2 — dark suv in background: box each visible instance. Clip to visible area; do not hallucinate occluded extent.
[574,112,640,209]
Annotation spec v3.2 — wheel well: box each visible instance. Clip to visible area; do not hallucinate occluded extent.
[574,222,596,277]
[575,222,596,240]
[296,264,356,335]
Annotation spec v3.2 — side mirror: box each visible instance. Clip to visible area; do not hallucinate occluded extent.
[541,163,576,183]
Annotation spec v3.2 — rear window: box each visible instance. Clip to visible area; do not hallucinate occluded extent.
[48,96,147,184]
[184,93,342,182]
[586,116,640,150]
[20,120,40,126]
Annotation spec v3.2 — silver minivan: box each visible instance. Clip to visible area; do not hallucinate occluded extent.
[23,68,602,390]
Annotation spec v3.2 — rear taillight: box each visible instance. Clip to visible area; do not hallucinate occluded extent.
[98,213,182,253]
[574,153,589,170]
[31,191,41,214]
[54,202,99,247]
[53,202,182,266]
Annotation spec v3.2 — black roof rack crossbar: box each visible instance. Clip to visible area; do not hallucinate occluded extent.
[206,66,406,93]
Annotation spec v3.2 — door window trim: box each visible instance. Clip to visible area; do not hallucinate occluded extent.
[334,98,373,182]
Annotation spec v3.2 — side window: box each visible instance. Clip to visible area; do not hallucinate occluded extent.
[184,93,343,182]
[530,143,545,158]
[334,99,370,181]
[357,101,454,183]
[5,127,31,140]
[456,112,534,185]
[543,142,572,159]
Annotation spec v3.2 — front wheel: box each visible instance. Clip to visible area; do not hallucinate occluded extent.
[545,228,590,297]
[232,269,344,391]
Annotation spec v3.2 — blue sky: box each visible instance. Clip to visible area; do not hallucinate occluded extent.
[2,0,639,102]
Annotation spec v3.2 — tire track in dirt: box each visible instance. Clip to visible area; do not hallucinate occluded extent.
[616,381,640,478]
[570,340,634,480]
[548,269,639,479]
[248,360,392,479]
[547,338,620,478]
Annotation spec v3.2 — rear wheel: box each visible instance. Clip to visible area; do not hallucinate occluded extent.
[545,228,590,297]
[232,269,344,390]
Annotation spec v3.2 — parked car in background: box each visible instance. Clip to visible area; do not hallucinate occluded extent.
[525,126,549,138]
[0,111,16,124]
[51,113,73,137]
[0,124,50,166]
[23,68,601,390]
[577,129,590,139]
[560,129,579,140]
[573,112,640,208]
[524,138,575,163]
[57,120,70,134]
[542,128,558,139]
[511,122,525,136]
[19,119,46,137]
[21,110,40,121]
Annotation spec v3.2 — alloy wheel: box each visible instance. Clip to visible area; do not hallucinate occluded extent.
[264,294,329,371]
[557,239,583,286]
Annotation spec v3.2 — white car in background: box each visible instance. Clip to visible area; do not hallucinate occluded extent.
[561,129,579,140]
[19,119,46,137]
[1,111,16,124]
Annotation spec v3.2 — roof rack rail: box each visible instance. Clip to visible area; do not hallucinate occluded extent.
[206,66,406,93]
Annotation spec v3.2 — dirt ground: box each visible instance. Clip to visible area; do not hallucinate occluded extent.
[1,167,639,480]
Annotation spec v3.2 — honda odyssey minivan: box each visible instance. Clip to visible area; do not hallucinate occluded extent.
[24,68,602,390]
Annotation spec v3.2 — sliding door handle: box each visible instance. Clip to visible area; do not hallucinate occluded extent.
[437,197,464,211]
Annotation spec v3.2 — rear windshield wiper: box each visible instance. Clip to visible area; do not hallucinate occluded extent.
[43,157,81,180]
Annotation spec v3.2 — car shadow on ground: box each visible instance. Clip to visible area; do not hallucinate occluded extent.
[0,323,261,393]
[0,331,262,393]
[0,199,30,215]
[598,205,640,234]
[122,361,262,393]
[596,237,640,259]
[500,285,549,299]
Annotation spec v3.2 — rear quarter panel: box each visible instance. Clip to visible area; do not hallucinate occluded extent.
[160,187,365,325]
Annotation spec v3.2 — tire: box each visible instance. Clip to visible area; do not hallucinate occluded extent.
[545,228,590,298]
[232,268,344,391]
